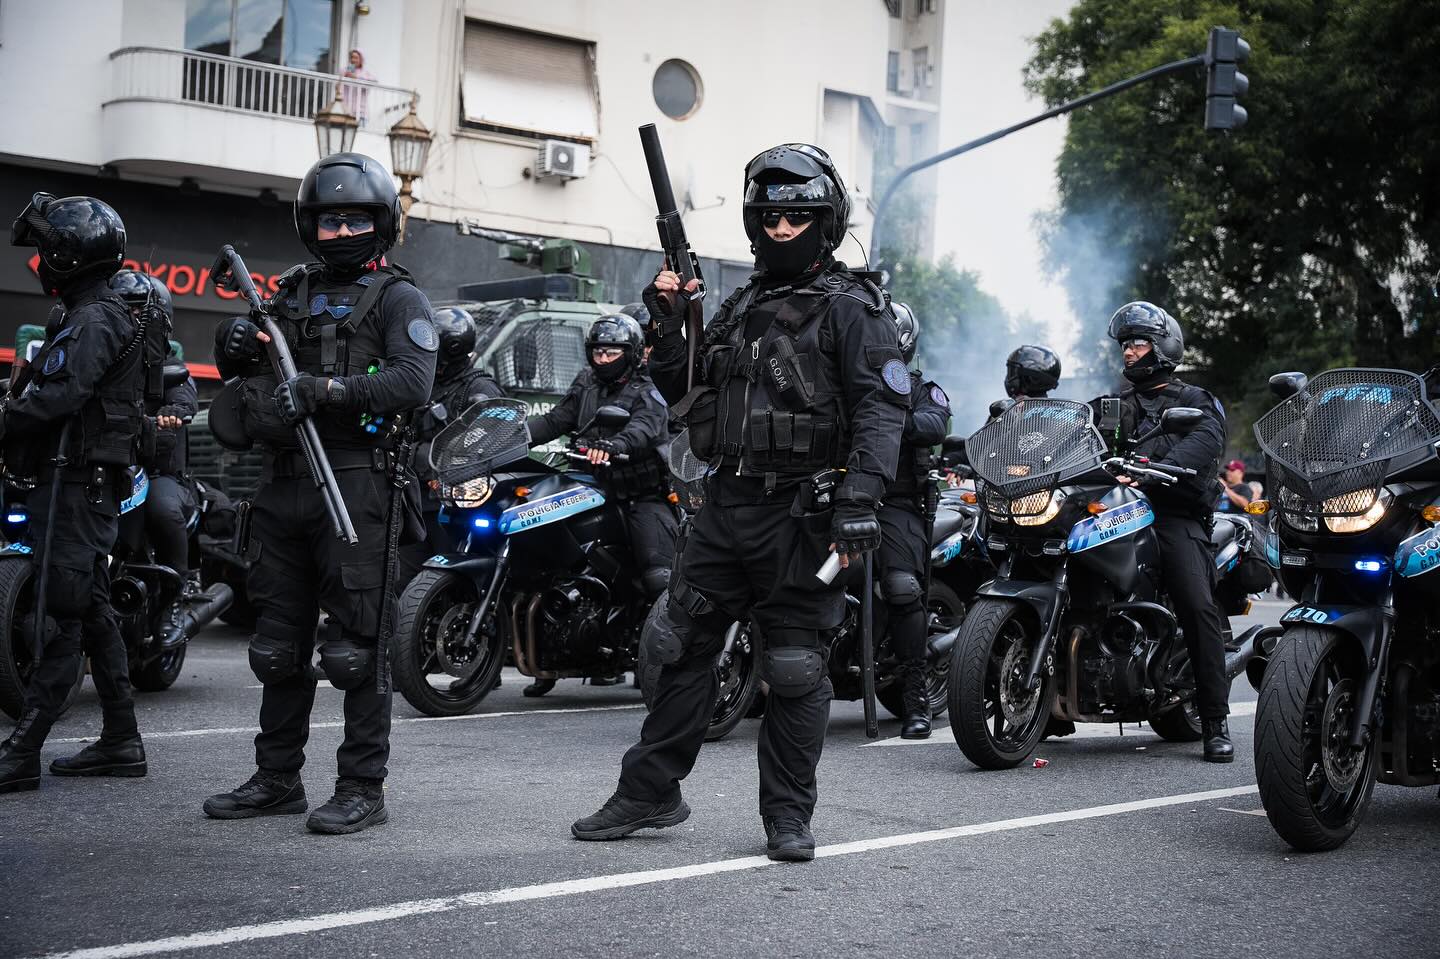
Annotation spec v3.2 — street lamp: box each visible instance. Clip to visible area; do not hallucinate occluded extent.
[313,84,359,158]
[387,95,433,243]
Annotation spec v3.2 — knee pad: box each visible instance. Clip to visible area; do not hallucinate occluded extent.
[248,632,303,685]
[319,636,375,691]
[640,566,671,601]
[881,570,923,609]
[761,647,826,698]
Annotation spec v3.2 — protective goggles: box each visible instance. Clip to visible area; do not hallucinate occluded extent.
[1120,338,1153,352]
[590,346,626,359]
[316,211,375,233]
[759,209,818,228]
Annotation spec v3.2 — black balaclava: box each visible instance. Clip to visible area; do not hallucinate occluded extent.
[591,354,631,385]
[754,224,825,281]
[1122,345,1167,390]
[316,233,379,277]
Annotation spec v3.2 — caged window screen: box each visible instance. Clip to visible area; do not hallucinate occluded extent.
[488,319,587,395]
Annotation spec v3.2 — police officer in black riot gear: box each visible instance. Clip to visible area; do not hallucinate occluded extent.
[877,302,950,739]
[572,144,905,860]
[203,153,437,832]
[1005,344,1062,399]
[1101,301,1234,763]
[109,272,201,604]
[527,313,677,617]
[409,306,503,564]
[0,193,148,793]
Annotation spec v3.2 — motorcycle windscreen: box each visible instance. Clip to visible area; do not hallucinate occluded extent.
[965,398,1106,512]
[430,397,532,486]
[1254,368,1440,505]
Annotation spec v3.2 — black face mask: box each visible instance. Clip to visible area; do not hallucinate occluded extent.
[591,354,631,383]
[1122,349,1167,389]
[754,225,824,280]
[316,233,380,275]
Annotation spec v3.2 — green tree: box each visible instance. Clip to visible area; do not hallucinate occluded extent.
[1026,0,1440,453]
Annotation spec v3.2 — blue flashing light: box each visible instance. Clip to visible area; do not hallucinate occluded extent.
[1354,559,1385,573]
[5,513,26,524]
[473,517,492,530]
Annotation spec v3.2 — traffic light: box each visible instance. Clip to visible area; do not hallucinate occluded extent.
[1204,26,1250,130]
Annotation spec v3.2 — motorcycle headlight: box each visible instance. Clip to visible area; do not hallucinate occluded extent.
[441,476,494,508]
[1323,488,1390,534]
[1013,489,1065,527]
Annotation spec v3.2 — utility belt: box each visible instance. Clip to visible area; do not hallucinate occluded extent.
[262,445,399,481]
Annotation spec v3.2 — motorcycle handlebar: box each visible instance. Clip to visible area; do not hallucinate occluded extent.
[566,450,631,465]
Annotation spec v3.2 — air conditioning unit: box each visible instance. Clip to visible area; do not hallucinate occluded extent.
[535,140,590,180]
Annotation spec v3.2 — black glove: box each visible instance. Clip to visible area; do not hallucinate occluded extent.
[641,280,687,338]
[219,317,265,362]
[830,501,881,555]
[275,375,344,426]
[588,437,627,457]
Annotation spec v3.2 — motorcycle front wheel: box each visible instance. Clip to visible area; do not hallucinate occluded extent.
[392,568,506,716]
[948,597,1055,769]
[1255,626,1377,851]
[0,556,84,721]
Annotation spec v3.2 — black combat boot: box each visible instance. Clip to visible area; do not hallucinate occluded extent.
[203,769,307,819]
[306,777,387,834]
[523,678,556,698]
[1,708,51,794]
[1202,718,1234,763]
[571,791,690,840]
[763,816,816,862]
[900,665,932,740]
[50,733,148,777]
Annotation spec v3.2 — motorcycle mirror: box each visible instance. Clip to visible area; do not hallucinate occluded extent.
[989,398,1017,419]
[593,405,632,430]
[941,434,968,468]
[162,364,191,390]
[1160,407,1204,435]
[1269,371,1308,399]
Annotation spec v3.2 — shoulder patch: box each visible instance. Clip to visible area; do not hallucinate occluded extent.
[930,384,949,407]
[649,387,667,406]
[309,293,328,316]
[42,347,66,376]
[881,359,912,395]
[408,318,438,352]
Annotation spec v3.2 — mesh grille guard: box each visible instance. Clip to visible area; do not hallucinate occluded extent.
[1253,368,1440,516]
[666,429,710,512]
[966,399,1106,509]
[430,397,532,486]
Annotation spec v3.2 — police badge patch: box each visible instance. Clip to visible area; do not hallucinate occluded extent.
[43,348,65,376]
[930,384,949,407]
[881,359,912,395]
[408,318,439,352]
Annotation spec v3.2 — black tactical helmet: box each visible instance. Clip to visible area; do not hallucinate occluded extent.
[1005,344,1062,398]
[742,144,850,250]
[1108,301,1184,369]
[109,270,174,320]
[619,302,650,327]
[585,313,645,377]
[294,152,400,269]
[432,306,478,362]
[11,192,126,295]
[892,301,919,365]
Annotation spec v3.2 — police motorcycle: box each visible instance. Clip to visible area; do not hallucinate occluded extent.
[638,432,981,741]
[1246,368,1440,851]
[945,397,1272,769]
[392,397,662,716]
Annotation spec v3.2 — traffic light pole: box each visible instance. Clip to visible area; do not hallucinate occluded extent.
[869,53,1206,271]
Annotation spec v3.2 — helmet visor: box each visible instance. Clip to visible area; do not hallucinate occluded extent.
[744,175,837,206]
[1107,304,1169,342]
[10,192,57,248]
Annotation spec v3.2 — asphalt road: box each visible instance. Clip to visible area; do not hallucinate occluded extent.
[2,599,1436,959]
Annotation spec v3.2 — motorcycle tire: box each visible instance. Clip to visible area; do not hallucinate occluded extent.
[130,643,187,692]
[392,568,506,717]
[948,597,1055,769]
[876,580,965,721]
[0,556,84,721]
[638,596,761,742]
[1147,699,1203,742]
[1255,626,1377,852]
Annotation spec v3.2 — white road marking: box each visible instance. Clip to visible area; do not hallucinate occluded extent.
[49,704,645,744]
[862,700,1259,748]
[1218,806,1270,817]
[35,784,1259,959]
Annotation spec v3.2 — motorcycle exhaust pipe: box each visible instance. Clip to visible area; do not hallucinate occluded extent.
[1224,625,1282,689]
[926,625,960,663]
[158,582,234,650]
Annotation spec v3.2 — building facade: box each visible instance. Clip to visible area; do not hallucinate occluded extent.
[0,0,944,375]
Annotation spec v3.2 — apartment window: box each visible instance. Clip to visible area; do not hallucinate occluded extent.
[886,51,900,93]
[184,0,336,72]
[461,21,599,142]
[911,46,930,90]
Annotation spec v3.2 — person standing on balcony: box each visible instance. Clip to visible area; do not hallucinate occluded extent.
[342,49,375,124]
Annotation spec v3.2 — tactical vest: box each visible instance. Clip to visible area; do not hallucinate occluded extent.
[248,263,411,450]
[1122,380,1224,514]
[23,294,145,470]
[575,371,667,500]
[696,266,887,478]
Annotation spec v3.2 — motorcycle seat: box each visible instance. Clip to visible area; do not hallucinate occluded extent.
[932,506,969,543]
[1210,513,1246,551]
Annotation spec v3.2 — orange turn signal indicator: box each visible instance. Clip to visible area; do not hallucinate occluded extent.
[514,486,531,498]
[960,491,977,505]
[667,492,680,505]
[1246,500,1270,515]
[1422,505,1440,523]
[1087,502,1107,515]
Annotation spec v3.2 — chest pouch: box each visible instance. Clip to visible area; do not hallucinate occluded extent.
[672,386,719,460]
[762,335,815,409]
[704,345,737,388]
[240,373,297,448]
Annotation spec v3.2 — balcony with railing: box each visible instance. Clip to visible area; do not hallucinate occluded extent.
[101,46,418,187]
